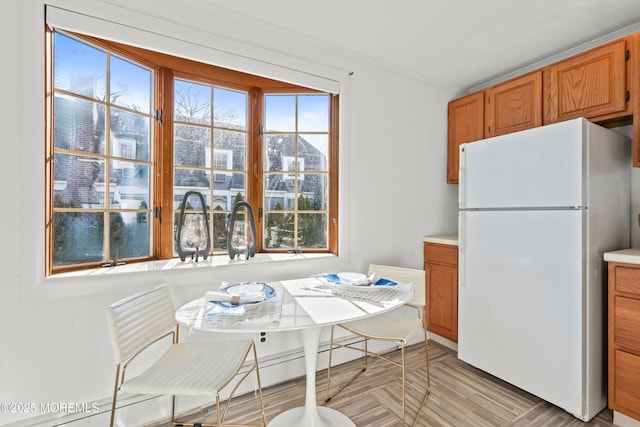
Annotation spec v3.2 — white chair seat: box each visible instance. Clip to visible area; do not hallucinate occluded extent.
[106,285,266,427]
[341,316,422,342]
[122,340,252,396]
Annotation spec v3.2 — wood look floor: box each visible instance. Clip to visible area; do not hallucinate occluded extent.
[147,341,615,426]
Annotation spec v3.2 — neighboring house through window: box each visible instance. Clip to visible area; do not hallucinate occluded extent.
[46,29,338,275]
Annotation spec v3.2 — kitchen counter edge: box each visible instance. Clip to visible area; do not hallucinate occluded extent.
[604,248,640,265]
[423,235,458,246]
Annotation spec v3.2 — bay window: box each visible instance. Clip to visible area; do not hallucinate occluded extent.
[46,29,338,275]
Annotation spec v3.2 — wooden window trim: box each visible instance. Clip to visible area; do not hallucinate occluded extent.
[46,29,338,275]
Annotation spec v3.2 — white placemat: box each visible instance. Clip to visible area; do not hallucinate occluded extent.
[309,279,413,304]
[192,285,284,330]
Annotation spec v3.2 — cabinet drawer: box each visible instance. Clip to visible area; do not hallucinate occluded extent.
[614,296,640,350]
[612,349,640,418]
[614,265,640,295]
[424,243,458,266]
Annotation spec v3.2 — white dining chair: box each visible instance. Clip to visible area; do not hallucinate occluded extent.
[324,264,430,426]
[106,284,266,427]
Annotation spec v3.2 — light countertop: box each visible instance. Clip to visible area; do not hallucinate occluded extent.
[423,235,458,246]
[604,248,640,265]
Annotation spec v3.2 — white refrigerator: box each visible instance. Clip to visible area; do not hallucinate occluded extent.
[458,118,630,421]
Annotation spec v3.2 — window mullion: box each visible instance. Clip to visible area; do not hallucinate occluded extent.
[155,67,175,259]
[248,87,264,252]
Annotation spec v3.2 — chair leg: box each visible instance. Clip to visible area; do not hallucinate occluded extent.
[251,342,268,427]
[171,395,177,425]
[325,326,335,402]
[411,332,431,427]
[424,330,431,390]
[325,329,367,403]
[401,342,406,426]
[109,366,121,427]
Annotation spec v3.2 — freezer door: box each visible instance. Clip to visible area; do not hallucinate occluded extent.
[460,118,586,209]
[458,209,604,420]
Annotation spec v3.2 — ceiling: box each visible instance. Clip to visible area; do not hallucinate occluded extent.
[197,0,640,91]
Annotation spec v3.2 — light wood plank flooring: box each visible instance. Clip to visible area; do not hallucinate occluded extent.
[147,340,615,426]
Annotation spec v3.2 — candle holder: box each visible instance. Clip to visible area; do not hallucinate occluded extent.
[176,191,211,262]
[227,201,257,260]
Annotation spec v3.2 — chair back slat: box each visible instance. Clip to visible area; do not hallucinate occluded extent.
[368,264,426,306]
[106,285,177,363]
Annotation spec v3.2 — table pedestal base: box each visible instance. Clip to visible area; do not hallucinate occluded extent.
[268,406,355,427]
[267,326,355,427]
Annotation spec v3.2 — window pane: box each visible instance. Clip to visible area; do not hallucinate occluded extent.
[264,212,294,249]
[264,134,297,172]
[262,93,331,252]
[110,108,151,161]
[297,213,327,249]
[54,153,106,208]
[54,94,106,154]
[212,211,229,252]
[298,134,328,171]
[264,173,290,209]
[175,79,211,125]
[174,169,210,203]
[110,56,152,114]
[214,173,246,210]
[299,174,328,210]
[54,32,106,100]
[109,161,150,207]
[53,212,104,266]
[214,87,247,130]
[175,125,211,167]
[214,130,246,170]
[109,212,150,259]
[298,95,329,132]
[265,95,295,132]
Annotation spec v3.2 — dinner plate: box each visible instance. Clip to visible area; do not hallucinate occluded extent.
[329,272,397,292]
[218,282,276,308]
[337,272,367,284]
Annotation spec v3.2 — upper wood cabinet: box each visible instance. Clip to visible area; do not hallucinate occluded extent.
[446,33,640,183]
[544,39,629,123]
[486,71,543,138]
[447,91,484,184]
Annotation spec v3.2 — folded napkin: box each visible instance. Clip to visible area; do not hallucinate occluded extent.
[204,290,265,305]
[320,273,397,286]
[350,272,380,285]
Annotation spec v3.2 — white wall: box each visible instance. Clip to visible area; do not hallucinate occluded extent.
[1,0,457,425]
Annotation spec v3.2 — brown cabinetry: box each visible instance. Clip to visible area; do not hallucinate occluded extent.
[608,262,640,420]
[447,91,484,184]
[544,39,629,124]
[446,33,639,183]
[486,71,543,137]
[424,242,458,342]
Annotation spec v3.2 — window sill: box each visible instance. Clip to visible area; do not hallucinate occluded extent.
[49,252,336,279]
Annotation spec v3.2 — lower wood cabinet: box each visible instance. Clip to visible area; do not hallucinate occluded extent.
[424,242,458,342]
[608,262,640,421]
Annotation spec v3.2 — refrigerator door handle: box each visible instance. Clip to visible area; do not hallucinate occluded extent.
[458,210,465,287]
[459,145,466,209]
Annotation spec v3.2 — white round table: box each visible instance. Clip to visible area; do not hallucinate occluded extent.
[175,277,413,427]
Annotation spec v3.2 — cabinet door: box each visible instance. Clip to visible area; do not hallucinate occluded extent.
[486,71,543,137]
[544,39,628,123]
[447,91,484,184]
[608,262,640,420]
[611,349,640,420]
[425,262,458,342]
